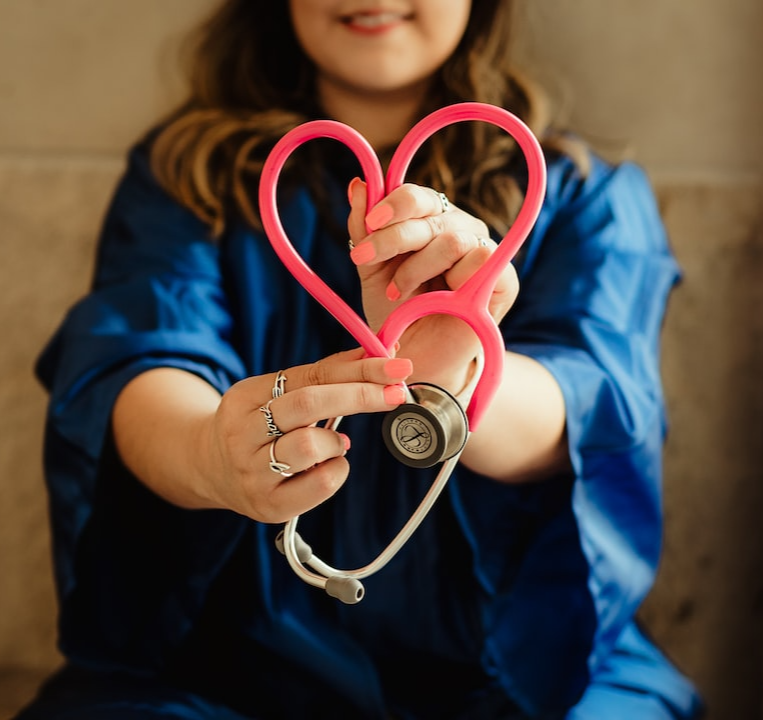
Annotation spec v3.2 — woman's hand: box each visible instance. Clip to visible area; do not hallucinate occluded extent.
[346,178,519,394]
[204,349,413,522]
[113,349,412,524]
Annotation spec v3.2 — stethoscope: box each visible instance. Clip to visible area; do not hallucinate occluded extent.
[258,102,547,603]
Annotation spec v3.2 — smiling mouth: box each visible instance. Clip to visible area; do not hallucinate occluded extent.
[341,11,412,31]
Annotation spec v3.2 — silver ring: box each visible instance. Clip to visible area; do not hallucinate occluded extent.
[272,370,287,399]
[259,399,283,438]
[436,191,450,214]
[348,238,355,251]
[268,438,293,477]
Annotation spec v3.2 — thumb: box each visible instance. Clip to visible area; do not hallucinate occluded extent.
[347,177,368,246]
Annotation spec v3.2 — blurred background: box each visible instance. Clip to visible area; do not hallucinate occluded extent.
[1,1,761,718]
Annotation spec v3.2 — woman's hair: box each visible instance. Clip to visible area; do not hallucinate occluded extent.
[150,0,586,238]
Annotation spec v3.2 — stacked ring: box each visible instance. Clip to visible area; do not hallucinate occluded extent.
[436,191,450,213]
[259,399,283,438]
[268,438,293,478]
[272,370,287,398]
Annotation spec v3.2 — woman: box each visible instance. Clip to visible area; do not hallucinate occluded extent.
[18,1,702,718]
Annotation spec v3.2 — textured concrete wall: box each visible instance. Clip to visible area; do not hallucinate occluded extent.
[644,182,763,719]
[1,1,761,718]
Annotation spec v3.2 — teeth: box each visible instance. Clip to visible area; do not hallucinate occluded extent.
[348,12,402,28]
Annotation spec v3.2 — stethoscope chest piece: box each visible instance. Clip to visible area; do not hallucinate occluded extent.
[382,383,468,468]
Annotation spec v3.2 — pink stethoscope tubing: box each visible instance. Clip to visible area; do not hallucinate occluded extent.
[259,103,547,602]
[258,101,547,431]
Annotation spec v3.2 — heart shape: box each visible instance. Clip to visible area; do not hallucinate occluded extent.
[258,102,547,429]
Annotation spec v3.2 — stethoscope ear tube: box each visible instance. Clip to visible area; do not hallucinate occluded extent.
[275,451,463,604]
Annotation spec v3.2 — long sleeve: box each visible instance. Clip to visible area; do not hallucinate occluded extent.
[449,155,681,714]
[36,145,249,670]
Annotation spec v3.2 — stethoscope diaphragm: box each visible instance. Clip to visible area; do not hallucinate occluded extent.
[382,383,468,468]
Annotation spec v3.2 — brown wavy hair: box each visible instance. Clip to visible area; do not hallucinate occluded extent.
[150,0,586,239]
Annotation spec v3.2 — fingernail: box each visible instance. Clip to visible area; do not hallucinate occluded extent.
[347,177,362,205]
[365,204,393,231]
[350,242,376,265]
[384,358,413,379]
[386,280,401,302]
[338,433,351,452]
[384,384,407,405]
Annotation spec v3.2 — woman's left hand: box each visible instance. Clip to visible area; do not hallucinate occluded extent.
[347,178,519,392]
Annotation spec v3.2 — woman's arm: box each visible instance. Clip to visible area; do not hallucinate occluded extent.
[112,350,414,523]
[459,350,569,482]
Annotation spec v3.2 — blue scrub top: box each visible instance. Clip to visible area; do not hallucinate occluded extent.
[36,140,701,718]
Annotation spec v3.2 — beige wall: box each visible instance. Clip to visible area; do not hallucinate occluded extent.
[1,1,761,718]
[517,0,763,181]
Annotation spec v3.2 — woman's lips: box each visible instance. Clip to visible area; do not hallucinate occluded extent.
[341,10,410,34]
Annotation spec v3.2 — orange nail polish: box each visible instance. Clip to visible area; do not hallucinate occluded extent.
[365,204,393,231]
[350,242,376,265]
[384,384,406,405]
[386,280,401,302]
[347,177,362,204]
[384,358,413,379]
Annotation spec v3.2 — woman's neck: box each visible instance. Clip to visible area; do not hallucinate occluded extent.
[317,77,430,150]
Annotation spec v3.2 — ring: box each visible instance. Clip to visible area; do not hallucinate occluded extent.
[259,399,283,438]
[268,438,293,478]
[436,191,450,214]
[272,370,287,398]
[348,238,355,251]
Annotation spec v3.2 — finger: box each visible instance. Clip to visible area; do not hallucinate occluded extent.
[347,177,368,248]
[440,236,497,291]
[350,184,469,266]
[255,381,408,437]
[262,426,350,477]
[440,241,520,322]
[264,456,351,523]
[387,230,488,300]
[230,350,412,410]
[277,350,413,393]
[351,207,489,267]
[365,183,449,231]
[486,262,520,323]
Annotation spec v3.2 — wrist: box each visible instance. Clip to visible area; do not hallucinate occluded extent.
[396,319,483,399]
[187,411,227,510]
[453,349,484,407]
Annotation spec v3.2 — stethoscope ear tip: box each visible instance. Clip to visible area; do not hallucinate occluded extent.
[275,529,313,564]
[274,530,285,555]
[325,575,365,604]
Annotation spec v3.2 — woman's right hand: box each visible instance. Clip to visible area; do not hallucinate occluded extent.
[113,348,412,524]
[203,348,413,523]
